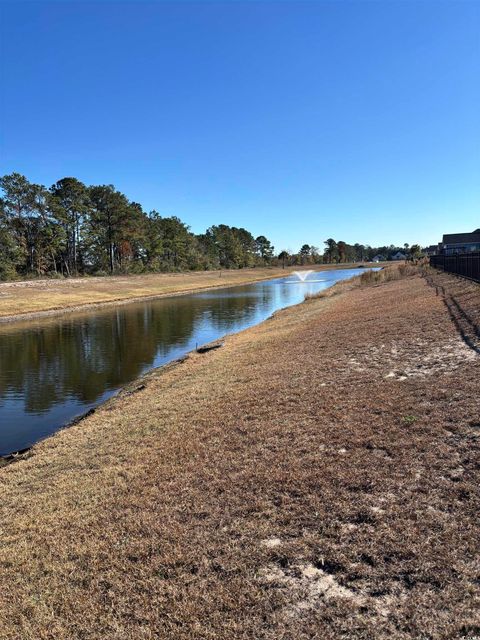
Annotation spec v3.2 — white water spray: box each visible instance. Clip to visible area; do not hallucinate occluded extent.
[292,270,314,282]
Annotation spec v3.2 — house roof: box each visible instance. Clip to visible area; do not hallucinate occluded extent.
[442,232,480,245]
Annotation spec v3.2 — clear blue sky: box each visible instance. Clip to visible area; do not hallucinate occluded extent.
[1,1,479,252]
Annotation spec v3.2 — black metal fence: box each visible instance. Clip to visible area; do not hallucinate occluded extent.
[430,252,480,283]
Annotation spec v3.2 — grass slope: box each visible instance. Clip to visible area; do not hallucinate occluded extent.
[0,269,478,639]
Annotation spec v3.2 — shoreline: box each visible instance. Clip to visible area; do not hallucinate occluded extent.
[0,352,190,465]
[0,269,355,461]
[0,278,279,325]
[0,263,380,324]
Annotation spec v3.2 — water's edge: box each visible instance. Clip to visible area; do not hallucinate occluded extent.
[0,272,287,325]
[1,267,378,462]
[0,282,328,467]
[0,352,191,467]
[0,264,371,325]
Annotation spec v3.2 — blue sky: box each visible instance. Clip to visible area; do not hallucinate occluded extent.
[1,1,479,252]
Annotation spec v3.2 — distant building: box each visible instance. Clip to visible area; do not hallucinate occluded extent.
[371,255,385,263]
[391,251,407,261]
[441,230,480,255]
[423,245,438,256]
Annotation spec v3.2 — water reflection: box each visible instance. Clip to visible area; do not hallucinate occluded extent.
[0,268,368,453]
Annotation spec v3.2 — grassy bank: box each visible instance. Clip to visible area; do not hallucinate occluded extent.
[305,262,424,301]
[0,269,478,639]
[0,263,383,322]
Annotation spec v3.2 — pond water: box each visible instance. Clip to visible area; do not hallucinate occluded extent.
[0,268,370,454]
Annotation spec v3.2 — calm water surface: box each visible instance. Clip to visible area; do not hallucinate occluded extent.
[0,268,368,454]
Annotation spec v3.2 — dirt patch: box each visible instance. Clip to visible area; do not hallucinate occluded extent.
[261,561,365,612]
[346,336,477,379]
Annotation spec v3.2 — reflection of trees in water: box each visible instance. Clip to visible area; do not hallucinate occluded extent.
[193,287,274,331]
[0,288,273,414]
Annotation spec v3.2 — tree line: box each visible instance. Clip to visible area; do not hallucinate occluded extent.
[294,240,423,265]
[0,173,275,279]
[0,172,421,281]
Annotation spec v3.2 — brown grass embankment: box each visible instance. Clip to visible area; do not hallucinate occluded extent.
[305,262,424,301]
[0,269,478,639]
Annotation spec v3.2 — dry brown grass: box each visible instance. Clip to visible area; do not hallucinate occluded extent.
[305,262,424,301]
[357,261,422,285]
[0,270,478,639]
[0,263,381,322]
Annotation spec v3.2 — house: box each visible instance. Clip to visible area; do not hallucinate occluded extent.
[423,245,438,256]
[441,230,480,256]
[371,255,385,263]
[391,251,407,261]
